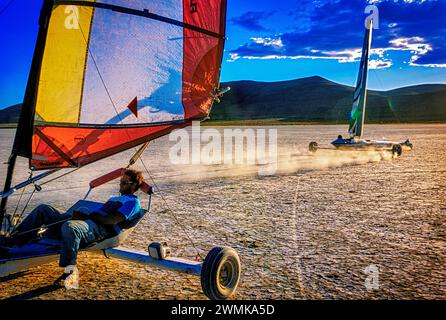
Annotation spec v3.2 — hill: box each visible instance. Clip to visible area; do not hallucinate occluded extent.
[0,104,22,124]
[1,77,445,124]
[212,76,446,123]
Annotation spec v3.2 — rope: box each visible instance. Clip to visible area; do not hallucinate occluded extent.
[371,68,401,124]
[73,15,204,260]
[2,184,27,236]
[138,158,203,261]
[7,188,31,237]
[7,188,37,237]
[4,168,80,235]
[10,185,27,222]
[39,168,80,187]
[10,217,71,238]
[7,170,36,236]
[3,8,204,261]
[131,139,204,260]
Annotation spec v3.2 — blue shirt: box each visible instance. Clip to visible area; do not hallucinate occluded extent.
[96,194,141,222]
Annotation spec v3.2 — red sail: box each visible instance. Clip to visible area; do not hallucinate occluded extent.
[24,0,226,170]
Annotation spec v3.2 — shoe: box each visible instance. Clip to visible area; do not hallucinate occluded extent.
[54,265,79,289]
[54,271,72,287]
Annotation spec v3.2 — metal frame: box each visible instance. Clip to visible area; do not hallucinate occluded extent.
[55,0,226,40]
[103,247,202,276]
[0,169,60,199]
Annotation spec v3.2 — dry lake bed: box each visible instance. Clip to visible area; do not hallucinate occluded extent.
[0,124,445,300]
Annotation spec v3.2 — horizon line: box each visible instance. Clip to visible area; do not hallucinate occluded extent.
[2,76,446,110]
[220,75,446,92]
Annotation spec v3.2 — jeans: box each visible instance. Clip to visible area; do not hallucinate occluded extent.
[14,204,111,267]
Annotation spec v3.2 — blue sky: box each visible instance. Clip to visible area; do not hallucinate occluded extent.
[222,0,446,87]
[0,0,445,108]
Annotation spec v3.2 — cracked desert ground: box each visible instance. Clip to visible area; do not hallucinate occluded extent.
[1,124,445,300]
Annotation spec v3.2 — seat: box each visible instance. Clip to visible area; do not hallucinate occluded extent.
[118,208,148,230]
[64,200,149,251]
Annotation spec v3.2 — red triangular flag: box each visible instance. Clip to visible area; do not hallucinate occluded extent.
[127,96,138,117]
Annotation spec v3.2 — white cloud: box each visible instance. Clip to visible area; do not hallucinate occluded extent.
[386,37,446,67]
[369,59,393,69]
[228,35,445,68]
[409,56,446,68]
[227,53,241,62]
[389,37,431,55]
[371,48,386,58]
[250,37,284,48]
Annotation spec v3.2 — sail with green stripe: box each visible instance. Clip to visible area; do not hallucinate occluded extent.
[349,19,373,138]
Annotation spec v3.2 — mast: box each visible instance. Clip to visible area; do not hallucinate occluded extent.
[1,0,228,225]
[0,0,54,225]
[349,18,373,138]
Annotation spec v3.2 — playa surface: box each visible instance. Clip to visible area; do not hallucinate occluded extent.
[0,124,445,300]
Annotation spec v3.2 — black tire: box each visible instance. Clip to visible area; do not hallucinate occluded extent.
[309,141,318,153]
[201,246,241,300]
[392,144,402,157]
[404,139,413,150]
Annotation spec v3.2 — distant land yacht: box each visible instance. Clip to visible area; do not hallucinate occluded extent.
[309,19,413,157]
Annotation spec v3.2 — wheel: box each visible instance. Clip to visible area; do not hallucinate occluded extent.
[309,141,318,153]
[201,246,241,300]
[392,144,402,157]
[403,139,413,150]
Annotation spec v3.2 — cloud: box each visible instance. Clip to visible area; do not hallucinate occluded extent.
[251,37,284,48]
[408,45,446,67]
[369,59,393,69]
[228,0,446,68]
[230,11,277,31]
[227,36,285,62]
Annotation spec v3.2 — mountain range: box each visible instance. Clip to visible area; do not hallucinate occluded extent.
[212,76,446,123]
[1,76,445,124]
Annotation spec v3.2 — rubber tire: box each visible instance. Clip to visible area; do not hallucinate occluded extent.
[392,144,402,157]
[201,246,241,300]
[405,140,413,150]
[309,141,318,153]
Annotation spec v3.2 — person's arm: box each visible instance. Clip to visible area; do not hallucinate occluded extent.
[86,211,125,225]
[71,200,126,225]
[71,210,125,225]
[71,210,89,220]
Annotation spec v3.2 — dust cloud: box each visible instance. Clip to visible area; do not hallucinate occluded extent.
[152,147,394,183]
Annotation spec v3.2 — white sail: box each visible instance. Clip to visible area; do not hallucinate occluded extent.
[349,19,373,138]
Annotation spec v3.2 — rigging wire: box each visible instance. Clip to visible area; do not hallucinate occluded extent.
[7,166,445,200]
[39,168,80,187]
[7,187,37,237]
[5,7,204,259]
[138,158,204,260]
[370,67,401,124]
[9,216,71,238]
[4,168,80,228]
[73,10,203,259]
[73,8,122,128]
[4,9,99,217]
[5,184,27,236]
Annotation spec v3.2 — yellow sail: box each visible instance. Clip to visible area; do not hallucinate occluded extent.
[35,2,95,123]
